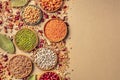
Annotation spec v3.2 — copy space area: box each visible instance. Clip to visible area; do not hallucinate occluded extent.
[69,0,120,80]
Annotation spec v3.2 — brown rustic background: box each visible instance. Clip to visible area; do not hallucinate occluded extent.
[69,0,120,80]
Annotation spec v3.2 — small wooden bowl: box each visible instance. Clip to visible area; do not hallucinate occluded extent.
[44,18,68,42]
[38,0,63,13]
[22,5,43,26]
[14,28,38,52]
[8,54,33,79]
[38,71,62,80]
[33,48,58,71]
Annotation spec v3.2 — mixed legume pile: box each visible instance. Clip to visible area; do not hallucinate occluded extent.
[0,0,71,80]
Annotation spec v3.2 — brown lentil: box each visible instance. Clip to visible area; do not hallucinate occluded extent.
[9,55,33,79]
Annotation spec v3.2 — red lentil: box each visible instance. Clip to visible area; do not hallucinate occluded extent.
[44,18,67,42]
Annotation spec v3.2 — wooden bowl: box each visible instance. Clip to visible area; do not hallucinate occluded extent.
[14,28,38,52]
[44,18,68,42]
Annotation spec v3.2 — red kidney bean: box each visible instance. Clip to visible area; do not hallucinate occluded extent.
[18,22,24,28]
[0,3,2,9]
[44,13,49,19]
[51,15,56,18]
[8,71,10,76]
[4,1,9,5]
[57,11,61,14]
[41,18,45,22]
[0,70,3,73]
[0,63,3,69]
[62,48,67,51]
[40,39,44,43]
[16,11,20,15]
[5,6,10,13]
[59,64,62,67]
[37,43,43,48]
[3,54,8,62]
[4,26,8,33]
[38,30,43,34]
[8,23,13,29]
[0,20,2,25]
[15,15,20,20]
[39,72,60,80]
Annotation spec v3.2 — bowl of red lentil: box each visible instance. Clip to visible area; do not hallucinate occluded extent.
[44,18,68,42]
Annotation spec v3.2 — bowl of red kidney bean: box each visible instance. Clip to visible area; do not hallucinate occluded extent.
[39,71,61,80]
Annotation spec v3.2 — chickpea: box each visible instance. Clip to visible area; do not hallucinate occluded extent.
[40,0,63,12]
[22,5,42,25]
